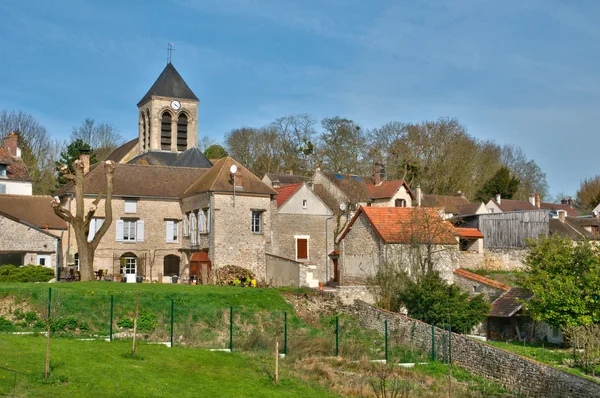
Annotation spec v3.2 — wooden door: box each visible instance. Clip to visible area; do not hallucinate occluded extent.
[333,258,339,282]
[200,262,211,285]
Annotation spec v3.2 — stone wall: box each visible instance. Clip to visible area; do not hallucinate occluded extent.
[452,273,505,302]
[0,216,59,268]
[457,248,527,271]
[354,300,600,398]
[335,286,375,305]
[339,212,382,285]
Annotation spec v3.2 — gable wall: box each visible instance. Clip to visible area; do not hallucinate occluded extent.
[0,216,58,267]
[371,185,413,207]
[339,212,381,285]
[278,185,332,215]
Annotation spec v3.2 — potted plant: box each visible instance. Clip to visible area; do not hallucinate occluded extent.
[136,275,143,283]
[114,274,122,283]
[172,275,179,284]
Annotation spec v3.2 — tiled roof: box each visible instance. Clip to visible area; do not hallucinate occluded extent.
[274,183,302,207]
[265,173,310,187]
[453,268,510,291]
[365,180,414,200]
[457,203,485,215]
[183,157,277,197]
[456,228,484,239]
[489,287,533,318]
[540,202,578,217]
[422,194,470,214]
[0,194,67,230]
[492,199,537,212]
[0,147,32,182]
[341,206,458,244]
[54,163,207,198]
[321,171,373,203]
[549,218,596,240]
[138,63,198,106]
[104,139,138,163]
[312,184,343,215]
[569,217,600,227]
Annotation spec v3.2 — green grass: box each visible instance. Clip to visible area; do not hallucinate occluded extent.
[0,335,336,397]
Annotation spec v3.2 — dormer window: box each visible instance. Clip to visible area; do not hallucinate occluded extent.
[0,165,6,178]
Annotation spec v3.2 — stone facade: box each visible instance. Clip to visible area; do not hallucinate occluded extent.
[0,216,60,269]
[370,185,412,207]
[452,273,506,302]
[455,248,526,271]
[354,300,600,398]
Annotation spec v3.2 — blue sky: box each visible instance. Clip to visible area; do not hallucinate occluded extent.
[1,0,599,197]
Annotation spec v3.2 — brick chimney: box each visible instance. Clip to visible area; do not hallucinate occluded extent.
[79,149,90,174]
[535,193,541,208]
[567,197,573,208]
[557,210,566,222]
[456,190,465,198]
[529,194,536,206]
[560,197,567,205]
[373,162,385,185]
[416,185,422,207]
[234,170,243,189]
[3,132,19,157]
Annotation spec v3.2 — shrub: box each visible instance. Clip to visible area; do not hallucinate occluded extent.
[0,264,55,282]
[0,316,15,331]
[117,318,134,329]
[214,265,256,286]
[25,311,38,324]
[51,317,89,333]
[117,311,157,331]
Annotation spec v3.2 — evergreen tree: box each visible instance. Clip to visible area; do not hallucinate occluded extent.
[55,139,97,188]
[475,166,520,202]
[203,144,228,159]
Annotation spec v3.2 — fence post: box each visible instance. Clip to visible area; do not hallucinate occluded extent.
[284,312,288,356]
[431,323,435,361]
[170,299,174,348]
[448,325,452,365]
[229,306,233,352]
[109,295,114,342]
[335,316,339,357]
[385,320,389,363]
[47,287,52,319]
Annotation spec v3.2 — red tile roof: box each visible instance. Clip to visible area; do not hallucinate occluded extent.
[456,228,484,239]
[0,147,32,182]
[274,183,303,207]
[341,206,458,244]
[453,268,510,291]
[422,194,470,214]
[489,287,533,318]
[364,180,414,200]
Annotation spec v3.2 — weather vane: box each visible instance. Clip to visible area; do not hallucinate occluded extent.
[167,43,174,64]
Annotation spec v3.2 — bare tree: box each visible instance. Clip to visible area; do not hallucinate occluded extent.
[576,175,600,212]
[318,117,368,175]
[51,159,115,281]
[271,114,317,174]
[501,144,549,200]
[71,118,123,161]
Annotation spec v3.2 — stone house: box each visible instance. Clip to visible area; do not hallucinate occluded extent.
[337,206,459,286]
[485,193,578,217]
[262,173,310,188]
[419,191,470,219]
[269,183,334,284]
[0,195,67,270]
[0,133,32,195]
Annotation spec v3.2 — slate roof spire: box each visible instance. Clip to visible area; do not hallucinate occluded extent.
[137,62,199,106]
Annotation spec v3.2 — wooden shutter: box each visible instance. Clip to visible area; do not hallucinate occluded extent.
[87,219,96,242]
[166,220,174,242]
[116,220,124,242]
[137,220,145,242]
[297,239,308,260]
[206,209,211,233]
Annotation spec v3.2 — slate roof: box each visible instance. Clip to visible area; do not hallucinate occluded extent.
[489,287,533,318]
[453,268,510,291]
[491,199,537,212]
[540,202,578,217]
[264,173,310,187]
[422,194,470,214]
[183,157,277,197]
[138,63,198,106]
[456,228,484,239]
[365,180,415,200]
[0,147,32,182]
[104,139,138,163]
[340,206,458,244]
[549,218,596,240]
[0,194,67,230]
[128,147,212,168]
[274,183,303,207]
[54,163,207,198]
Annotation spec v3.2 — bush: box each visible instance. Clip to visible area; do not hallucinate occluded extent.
[0,316,15,331]
[51,317,89,333]
[117,310,157,331]
[0,264,55,282]
[214,265,256,286]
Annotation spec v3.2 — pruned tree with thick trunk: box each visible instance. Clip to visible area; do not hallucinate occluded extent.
[52,159,115,281]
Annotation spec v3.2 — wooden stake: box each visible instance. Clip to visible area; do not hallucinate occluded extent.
[132,297,139,356]
[44,320,51,379]
[274,340,279,384]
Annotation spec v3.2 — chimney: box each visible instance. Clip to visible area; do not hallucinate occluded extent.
[535,193,540,209]
[79,148,90,174]
[560,197,567,205]
[374,162,384,185]
[557,210,566,222]
[496,193,501,205]
[567,197,573,208]
[416,185,422,207]
[287,169,294,176]
[529,194,536,207]
[3,132,19,157]
[315,163,321,172]
[234,170,243,189]
[456,190,465,198]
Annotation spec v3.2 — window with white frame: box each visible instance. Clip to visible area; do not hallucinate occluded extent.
[166,220,179,242]
[87,218,104,242]
[124,199,137,213]
[116,219,144,242]
[302,199,307,209]
[251,211,262,234]
[0,165,6,178]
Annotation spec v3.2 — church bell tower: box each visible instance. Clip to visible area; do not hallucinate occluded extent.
[137,62,199,154]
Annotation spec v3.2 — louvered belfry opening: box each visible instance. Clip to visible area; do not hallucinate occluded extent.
[146,109,152,149]
[161,111,172,150]
[141,113,147,151]
[177,113,188,151]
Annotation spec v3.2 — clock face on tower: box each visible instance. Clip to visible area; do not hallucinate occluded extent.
[170,100,181,110]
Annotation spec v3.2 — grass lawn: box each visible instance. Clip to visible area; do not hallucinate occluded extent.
[0,335,336,397]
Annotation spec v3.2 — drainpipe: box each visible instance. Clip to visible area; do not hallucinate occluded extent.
[325,216,334,282]
[55,231,63,280]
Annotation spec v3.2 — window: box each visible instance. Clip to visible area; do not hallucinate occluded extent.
[87,218,104,242]
[120,254,137,275]
[124,199,137,213]
[0,165,6,178]
[166,220,179,242]
[334,173,344,180]
[177,114,188,151]
[351,175,362,182]
[296,237,309,260]
[0,253,23,266]
[302,199,307,209]
[163,255,180,276]
[116,219,144,242]
[395,199,407,207]
[161,111,172,150]
[37,255,51,268]
[251,211,262,234]
[0,184,5,194]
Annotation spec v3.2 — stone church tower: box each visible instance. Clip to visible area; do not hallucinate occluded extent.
[137,63,199,154]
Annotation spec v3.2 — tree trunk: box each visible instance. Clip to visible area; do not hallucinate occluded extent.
[74,225,95,281]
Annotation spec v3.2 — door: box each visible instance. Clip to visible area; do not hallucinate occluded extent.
[37,255,52,268]
[123,257,137,283]
[333,258,339,282]
[190,252,211,285]
[200,262,211,285]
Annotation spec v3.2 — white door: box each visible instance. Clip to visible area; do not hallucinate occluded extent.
[123,257,137,283]
[37,255,52,268]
